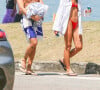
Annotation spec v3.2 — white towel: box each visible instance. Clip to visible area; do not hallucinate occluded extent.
[21,2,48,40]
[25,2,48,29]
[53,0,82,35]
[26,2,48,19]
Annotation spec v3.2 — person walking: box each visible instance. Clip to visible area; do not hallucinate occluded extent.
[53,0,83,76]
[17,0,44,75]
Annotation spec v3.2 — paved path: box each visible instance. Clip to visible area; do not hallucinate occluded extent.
[13,71,100,90]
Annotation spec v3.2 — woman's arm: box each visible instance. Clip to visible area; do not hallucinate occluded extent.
[16,0,26,15]
[11,0,16,17]
[71,0,78,3]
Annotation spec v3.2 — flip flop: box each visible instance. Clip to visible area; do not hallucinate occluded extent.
[25,71,37,76]
[66,72,77,76]
[20,66,26,73]
[20,59,26,73]
[59,60,66,71]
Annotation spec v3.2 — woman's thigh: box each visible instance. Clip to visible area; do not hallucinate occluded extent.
[64,20,73,48]
[73,27,83,48]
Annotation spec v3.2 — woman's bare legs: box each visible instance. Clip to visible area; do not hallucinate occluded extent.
[64,20,73,73]
[71,27,83,57]
[61,0,82,70]
[62,26,82,74]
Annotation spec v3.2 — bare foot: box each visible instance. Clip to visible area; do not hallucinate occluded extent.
[25,70,37,75]
[20,59,26,73]
[66,69,77,76]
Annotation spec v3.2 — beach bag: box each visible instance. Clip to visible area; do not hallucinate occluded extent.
[14,14,22,22]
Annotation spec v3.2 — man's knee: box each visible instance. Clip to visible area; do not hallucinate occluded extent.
[31,40,38,48]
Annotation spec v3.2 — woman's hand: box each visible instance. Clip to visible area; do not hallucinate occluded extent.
[11,0,16,17]
[54,31,59,37]
[11,9,16,17]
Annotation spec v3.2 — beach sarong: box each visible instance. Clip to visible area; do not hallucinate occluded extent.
[2,9,16,23]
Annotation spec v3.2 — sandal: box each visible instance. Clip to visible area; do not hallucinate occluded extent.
[20,59,26,73]
[25,70,36,75]
[20,66,26,73]
[59,60,66,71]
[66,71,77,76]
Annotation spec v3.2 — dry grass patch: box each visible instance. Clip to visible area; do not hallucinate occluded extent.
[0,21,100,63]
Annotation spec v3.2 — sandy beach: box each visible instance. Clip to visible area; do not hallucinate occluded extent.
[0,22,100,63]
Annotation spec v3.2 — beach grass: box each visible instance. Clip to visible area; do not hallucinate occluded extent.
[0,21,100,63]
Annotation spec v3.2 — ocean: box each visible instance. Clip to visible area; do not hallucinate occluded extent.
[0,0,100,23]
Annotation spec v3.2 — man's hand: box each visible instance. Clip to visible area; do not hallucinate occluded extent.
[31,15,43,21]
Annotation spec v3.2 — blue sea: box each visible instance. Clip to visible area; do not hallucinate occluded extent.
[0,0,100,23]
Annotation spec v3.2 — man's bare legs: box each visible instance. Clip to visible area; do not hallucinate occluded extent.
[21,38,37,73]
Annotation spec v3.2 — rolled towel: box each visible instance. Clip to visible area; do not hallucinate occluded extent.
[26,2,48,19]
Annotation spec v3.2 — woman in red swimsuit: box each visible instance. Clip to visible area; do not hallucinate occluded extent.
[59,0,83,76]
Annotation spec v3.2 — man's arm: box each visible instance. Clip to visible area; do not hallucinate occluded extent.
[17,0,42,21]
[40,0,44,4]
[16,0,26,15]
